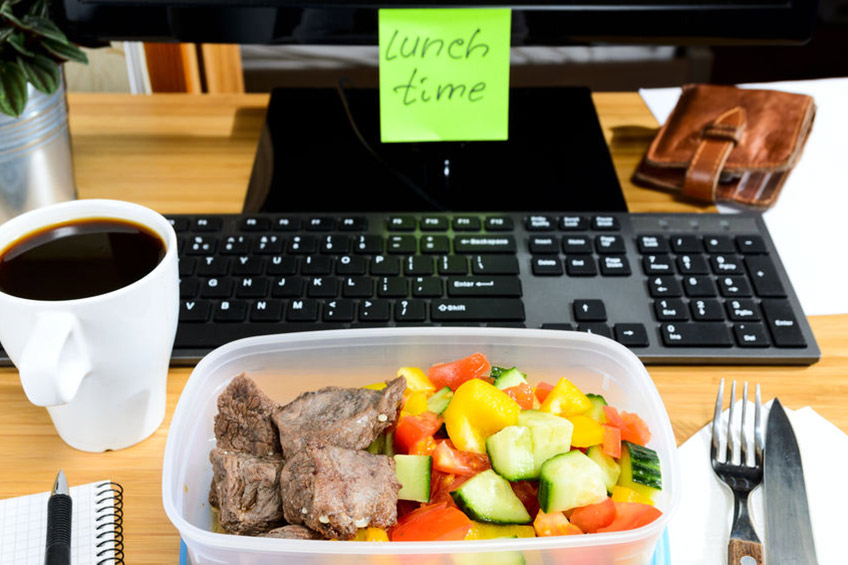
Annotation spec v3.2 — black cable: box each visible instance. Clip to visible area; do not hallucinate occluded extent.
[335,78,448,211]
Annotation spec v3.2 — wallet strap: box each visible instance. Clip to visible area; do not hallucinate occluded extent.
[682,106,747,202]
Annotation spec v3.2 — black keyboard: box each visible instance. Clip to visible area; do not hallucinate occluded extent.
[0,211,780,367]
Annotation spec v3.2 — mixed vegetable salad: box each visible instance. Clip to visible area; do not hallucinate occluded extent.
[361,352,663,543]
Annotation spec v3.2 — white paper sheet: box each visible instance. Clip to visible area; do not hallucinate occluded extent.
[639,78,848,316]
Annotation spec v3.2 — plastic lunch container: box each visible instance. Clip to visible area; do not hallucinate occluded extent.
[163,327,681,564]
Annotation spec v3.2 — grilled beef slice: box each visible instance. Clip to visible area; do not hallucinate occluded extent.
[272,376,405,458]
[209,448,285,535]
[279,445,401,540]
[259,525,323,540]
[214,373,281,456]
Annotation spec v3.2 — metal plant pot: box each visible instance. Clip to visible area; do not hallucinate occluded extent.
[0,83,77,223]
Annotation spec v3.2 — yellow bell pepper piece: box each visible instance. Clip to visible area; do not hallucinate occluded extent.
[353,527,390,541]
[465,522,536,540]
[539,377,593,417]
[363,382,387,391]
[397,367,436,393]
[443,378,520,454]
[611,485,655,506]
[401,391,429,417]
[567,414,605,448]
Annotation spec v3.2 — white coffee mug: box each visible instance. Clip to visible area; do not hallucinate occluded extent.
[0,199,179,452]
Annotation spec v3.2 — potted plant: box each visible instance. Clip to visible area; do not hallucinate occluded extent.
[0,0,88,221]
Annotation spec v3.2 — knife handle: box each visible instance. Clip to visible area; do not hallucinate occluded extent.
[729,538,763,565]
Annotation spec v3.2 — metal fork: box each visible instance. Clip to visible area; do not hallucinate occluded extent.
[711,379,765,565]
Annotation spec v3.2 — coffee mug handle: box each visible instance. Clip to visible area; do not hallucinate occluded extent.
[18,312,91,406]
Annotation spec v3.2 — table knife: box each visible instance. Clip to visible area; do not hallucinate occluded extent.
[764,398,818,564]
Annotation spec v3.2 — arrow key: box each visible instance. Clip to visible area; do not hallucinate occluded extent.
[614,324,649,347]
[573,299,607,322]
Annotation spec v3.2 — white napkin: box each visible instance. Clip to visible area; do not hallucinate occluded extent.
[668,400,847,564]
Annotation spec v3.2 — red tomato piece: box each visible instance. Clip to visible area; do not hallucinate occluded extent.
[409,436,437,456]
[620,411,652,446]
[510,480,540,518]
[427,353,491,391]
[533,510,583,537]
[596,502,662,533]
[534,382,555,403]
[602,405,624,428]
[503,383,535,410]
[394,412,443,454]
[396,499,421,519]
[432,439,491,476]
[389,503,473,542]
[429,471,469,506]
[569,497,616,533]
[602,425,622,458]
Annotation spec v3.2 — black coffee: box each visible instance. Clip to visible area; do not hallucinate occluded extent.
[0,218,166,300]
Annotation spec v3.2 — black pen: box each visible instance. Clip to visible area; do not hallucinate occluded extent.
[45,470,72,565]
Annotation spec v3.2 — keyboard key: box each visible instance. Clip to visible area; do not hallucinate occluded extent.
[266,256,297,276]
[200,277,233,298]
[565,256,597,276]
[186,235,217,255]
[541,323,574,331]
[710,255,744,275]
[287,235,317,254]
[388,235,417,254]
[683,275,718,298]
[592,216,620,230]
[323,299,356,322]
[405,256,435,276]
[174,322,341,348]
[179,257,197,276]
[718,276,753,298]
[452,216,482,232]
[744,256,787,297]
[338,217,367,231]
[420,216,449,231]
[654,299,689,321]
[320,235,351,254]
[761,299,807,347]
[387,216,416,231]
[168,217,190,232]
[223,235,251,254]
[335,255,367,275]
[559,216,588,231]
[193,217,222,232]
[370,256,400,276]
[342,276,374,298]
[599,256,631,276]
[421,235,450,254]
[532,257,563,276]
[301,255,333,275]
[485,216,513,231]
[180,278,199,298]
[736,235,768,254]
[273,217,301,231]
[562,236,592,254]
[530,236,559,254]
[677,254,709,275]
[250,299,283,322]
[573,299,606,322]
[660,323,733,347]
[734,323,770,347]
[412,277,443,298]
[396,299,427,322]
[637,235,668,254]
[454,235,516,254]
[179,300,210,322]
[197,256,229,277]
[214,300,248,322]
[235,277,269,298]
[307,276,339,298]
[431,299,525,322]
[642,255,674,275]
[725,299,760,321]
[690,299,725,321]
[614,324,649,347]
[359,299,391,322]
[471,255,519,275]
[595,235,625,254]
[232,255,264,276]
[306,217,335,231]
[438,255,468,275]
[271,277,304,298]
[577,323,612,338]
[648,276,682,297]
[377,276,408,298]
[448,276,521,297]
[240,217,271,231]
[670,235,702,253]
[703,235,735,253]
[526,215,554,231]
[354,235,384,254]
[287,298,319,321]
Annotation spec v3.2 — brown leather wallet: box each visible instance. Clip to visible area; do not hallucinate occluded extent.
[633,84,816,207]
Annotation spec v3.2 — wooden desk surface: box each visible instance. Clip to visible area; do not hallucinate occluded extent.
[1,93,845,563]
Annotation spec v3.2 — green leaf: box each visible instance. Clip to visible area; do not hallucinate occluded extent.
[0,61,28,117]
[7,30,35,57]
[41,37,88,64]
[0,27,13,43]
[0,3,26,29]
[17,53,59,95]
[20,15,68,43]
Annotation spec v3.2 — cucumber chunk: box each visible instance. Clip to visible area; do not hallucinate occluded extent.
[619,441,662,497]
[492,367,528,390]
[486,425,536,481]
[585,393,608,423]
[426,386,453,415]
[518,410,574,476]
[586,445,621,492]
[451,469,532,524]
[394,454,432,503]
[537,450,608,513]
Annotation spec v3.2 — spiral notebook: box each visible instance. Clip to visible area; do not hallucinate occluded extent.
[0,480,124,565]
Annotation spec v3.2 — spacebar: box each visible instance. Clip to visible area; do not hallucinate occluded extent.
[174,323,343,348]
[430,299,525,321]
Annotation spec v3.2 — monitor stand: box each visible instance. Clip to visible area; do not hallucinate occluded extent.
[243,86,627,214]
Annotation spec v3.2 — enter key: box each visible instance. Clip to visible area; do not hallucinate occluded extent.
[447,276,523,297]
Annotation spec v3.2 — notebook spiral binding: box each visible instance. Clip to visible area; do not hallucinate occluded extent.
[93,482,125,565]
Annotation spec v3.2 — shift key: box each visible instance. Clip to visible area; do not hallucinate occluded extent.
[431,299,525,321]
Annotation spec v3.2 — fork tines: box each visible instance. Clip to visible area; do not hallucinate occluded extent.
[711,379,764,467]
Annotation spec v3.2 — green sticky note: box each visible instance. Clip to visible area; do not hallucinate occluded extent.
[378,8,511,143]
